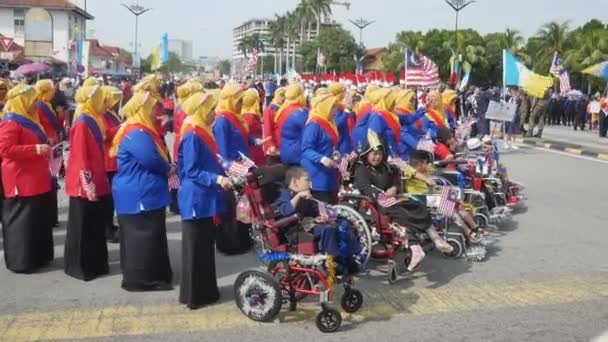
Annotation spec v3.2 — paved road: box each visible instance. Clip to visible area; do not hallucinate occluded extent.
[1,145,607,342]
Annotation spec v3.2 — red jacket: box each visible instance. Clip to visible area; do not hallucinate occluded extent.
[262,104,279,155]
[65,116,110,198]
[172,107,186,161]
[243,113,265,166]
[36,101,62,144]
[0,118,52,198]
[103,111,121,173]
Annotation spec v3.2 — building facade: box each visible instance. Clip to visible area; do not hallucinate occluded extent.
[87,39,131,77]
[0,0,93,65]
[168,39,193,64]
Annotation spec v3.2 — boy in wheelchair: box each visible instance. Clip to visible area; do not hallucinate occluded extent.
[270,166,362,273]
[406,150,487,243]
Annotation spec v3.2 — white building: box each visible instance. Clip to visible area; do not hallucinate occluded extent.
[169,39,193,64]
[0,0,93,64]
[232,18,320,74]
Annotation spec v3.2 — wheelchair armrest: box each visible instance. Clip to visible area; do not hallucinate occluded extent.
[267,214,300,230]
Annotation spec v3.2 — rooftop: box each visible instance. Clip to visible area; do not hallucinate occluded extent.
[0,0,94,19]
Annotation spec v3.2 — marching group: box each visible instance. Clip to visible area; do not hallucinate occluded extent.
[1,73,511,311]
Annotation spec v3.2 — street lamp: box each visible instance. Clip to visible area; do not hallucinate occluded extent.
[121,2,152,66]
[349,18,375,74]
[444,0,476,51]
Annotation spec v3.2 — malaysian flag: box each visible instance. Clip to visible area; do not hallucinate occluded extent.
[377,191,400,208]
[437,186,457,217]
[417,133,436,153]
[404,49,441,88]
[315,200,332,224]
[238,152,257,170]
[79,170,96,197]
[550,52,571,95]
[338,151,358,176]
[168,174,180,190]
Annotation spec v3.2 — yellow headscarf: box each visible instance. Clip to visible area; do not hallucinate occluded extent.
[364,85,380,102]
[307,94,338,137]
[102,86,123,121]
[2,84,43,132]
[82,77,100,87]
[374,88,400,124]
[327,82,345,103]
[271,87,286,106]
[73,85,106,137]
[35,79,56,104]
[0,79,10,107]
[442,89,458,114]
[216,83,245,114]
[134,75,161,100]
[315,87,329,97]
[395,89,417,114]
[110,92,166,160]
[275,83,305,123]
[241,88,261,117]
[426,90,448,125]
[180,91,219,138]
[306,95,338,136]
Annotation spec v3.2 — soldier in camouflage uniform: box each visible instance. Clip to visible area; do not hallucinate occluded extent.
[527,90,550,138]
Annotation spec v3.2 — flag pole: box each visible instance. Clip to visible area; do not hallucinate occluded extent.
[404,48,408,89]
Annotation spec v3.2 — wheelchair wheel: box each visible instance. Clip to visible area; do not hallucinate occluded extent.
[444,238,464,258]
[315,307,342,333]
[333,204,373,268]
[267,261,311,302]
[340,288,363,313]
[234,270,283,322]
[474,214,489,228]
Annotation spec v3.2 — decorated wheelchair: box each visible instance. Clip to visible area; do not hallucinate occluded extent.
[232,165,372,333]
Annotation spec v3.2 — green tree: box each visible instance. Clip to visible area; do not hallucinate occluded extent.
[528,21,570,73]
[300,26,362,72]
[268,14,287,73]
[217,59,231,76]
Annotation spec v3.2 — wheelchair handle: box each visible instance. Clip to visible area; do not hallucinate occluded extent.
[270,214,300,229]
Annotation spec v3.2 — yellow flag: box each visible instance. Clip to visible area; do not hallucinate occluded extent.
[150,44,162,71]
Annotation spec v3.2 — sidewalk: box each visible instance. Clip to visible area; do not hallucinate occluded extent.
[515,125,608,160]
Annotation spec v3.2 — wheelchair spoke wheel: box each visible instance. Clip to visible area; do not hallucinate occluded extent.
[234,270,282,322]
[333,204,373,268]
[340,288,363,313]
[315,308,342,333]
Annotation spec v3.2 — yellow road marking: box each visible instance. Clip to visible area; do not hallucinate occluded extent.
[1,274,607,341]
[598,153,608,161]
[564,147,583,155]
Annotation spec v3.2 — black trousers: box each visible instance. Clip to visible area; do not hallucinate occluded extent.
[312,191,337,205]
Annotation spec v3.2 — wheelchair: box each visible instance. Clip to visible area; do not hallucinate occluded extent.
[232,165,372,333]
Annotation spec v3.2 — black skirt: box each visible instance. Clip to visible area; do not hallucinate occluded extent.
[179,218,220,308]
[118,208,172,291]
[382,199,432,233]
[48,178,59,227]
[216,191,252,255]
[2,193,54,273]
[64,197,109,281]
[103,172,116,231]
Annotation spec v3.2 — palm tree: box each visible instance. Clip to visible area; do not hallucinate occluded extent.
[238,34,256,58]
[308,0,332,37]
[503,28,524,52]
[534,21,570,69]
[284,11,300,71]
[296,0,316,41]
[394,31,426,52]
[268,14,287,74]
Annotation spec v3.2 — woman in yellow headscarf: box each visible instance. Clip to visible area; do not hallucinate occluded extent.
[425,90,449,133]
[133,75,166,136]
[442,89,458,129]
[262,87,286,160]
[100,86,123,243]
[368,88,402,158]
[176,91,232,309]
[0,79,11,112]
[241,88,265,165]
[173,80,202,162]
[395,89,427,159]
[111,91,174,292]
[0,83,54,274]
[352,85,381,150]
[213,83,252,163]
[34,80,62,145]
[272,83,309,165]
[327,82,353,154]
[64,84,112,282]
[301,94,340,203]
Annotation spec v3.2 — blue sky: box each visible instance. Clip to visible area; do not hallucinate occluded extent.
[79,0,607,58]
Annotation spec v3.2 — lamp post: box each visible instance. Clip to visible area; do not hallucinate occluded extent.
[444,0,475,51]
[121,2,152,67]
[349,18,375,74]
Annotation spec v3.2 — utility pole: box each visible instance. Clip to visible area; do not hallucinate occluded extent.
[349,18,375,74]
[444,0,476,51]
[121,1,152,68]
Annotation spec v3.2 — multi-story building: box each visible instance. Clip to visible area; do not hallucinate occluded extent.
[87,39,131,77]
[0,0,93,65]
[232,18,323,74]
[169,39,193,64]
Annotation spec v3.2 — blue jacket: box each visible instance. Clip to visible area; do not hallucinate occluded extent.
[351,112,372,153]
[398,109,426,160]
[279,107,308,165]
[177,131,226,220]
[444,108,457,129]
[368,112,400,158]
[301,122,338,192]
[335,108,352,155]
[112,129,171,214]
[213,116,252,162]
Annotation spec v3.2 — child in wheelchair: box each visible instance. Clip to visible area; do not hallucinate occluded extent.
[271,166,362,273]
[406,150,487,243]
